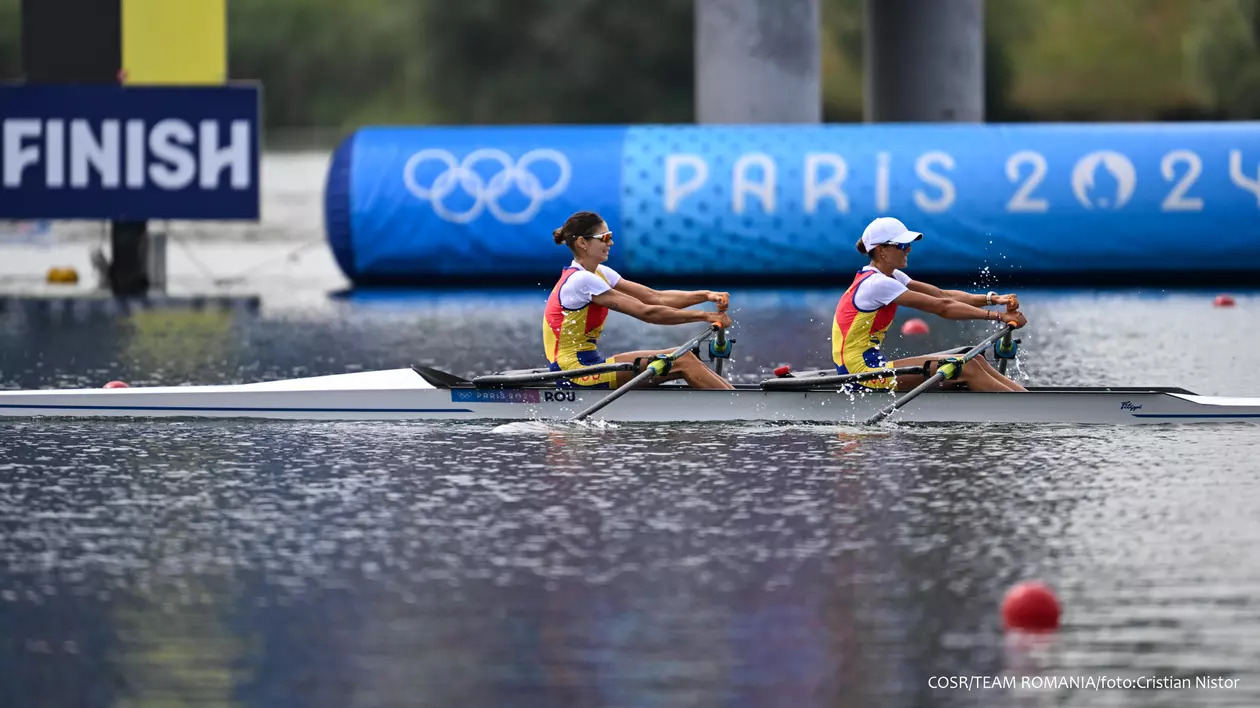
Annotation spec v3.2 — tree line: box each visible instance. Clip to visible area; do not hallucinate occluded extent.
[0,0,1256,137]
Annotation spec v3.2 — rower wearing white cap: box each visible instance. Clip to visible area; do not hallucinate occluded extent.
[831,217,1028,393]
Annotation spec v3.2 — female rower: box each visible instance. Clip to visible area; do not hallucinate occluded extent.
[833,217,1028,393]
[544,211,734,390]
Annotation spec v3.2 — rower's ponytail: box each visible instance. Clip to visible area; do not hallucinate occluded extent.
[553,211,606,251]
[856,238,869,256]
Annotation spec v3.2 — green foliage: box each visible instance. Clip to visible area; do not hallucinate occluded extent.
[997,0,1209,120]
[414,0,694,124]
[819,0,862,120]
[819,0,1029,121]
[0,0,1257,129]
[983,0,1037,121]
[0,0,21,81]
[227,0,432,130]
[1187,0,1260,119]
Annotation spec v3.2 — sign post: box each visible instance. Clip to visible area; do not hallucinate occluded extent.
[13,0,252,297]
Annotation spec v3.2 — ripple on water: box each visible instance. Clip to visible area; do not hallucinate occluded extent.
[2,290,1260,706]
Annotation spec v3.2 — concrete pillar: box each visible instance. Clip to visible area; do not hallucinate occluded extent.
[864,0,985,122]
[695,0,821,123]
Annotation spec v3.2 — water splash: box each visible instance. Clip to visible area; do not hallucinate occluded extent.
[490,420,561,435]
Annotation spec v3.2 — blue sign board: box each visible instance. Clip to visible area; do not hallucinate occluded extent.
[324,123,1260,283]
[619,123,1260,275]
[0,84,261,220]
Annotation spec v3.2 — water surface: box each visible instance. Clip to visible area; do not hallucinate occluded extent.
[2,284,1258,708]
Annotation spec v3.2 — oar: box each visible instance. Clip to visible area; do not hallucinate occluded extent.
[710,325,731,376]
[996,329,1015,375]
[863,324,1016,425]
[472,361,637,387]
[760,365,929,390]
[568,324,720,423]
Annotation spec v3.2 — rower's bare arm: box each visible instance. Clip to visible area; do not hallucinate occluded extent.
[895,290,1025,326]
[613,279,664,304]
[657,290,712,308]
[908,280,985,307]
[593,289,729,326]
[614,279,713,309]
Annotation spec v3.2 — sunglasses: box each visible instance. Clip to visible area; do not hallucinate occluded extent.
[580,231,613,244]
[878,241,913,251]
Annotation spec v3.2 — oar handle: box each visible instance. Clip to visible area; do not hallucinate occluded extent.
[711,325,730,376]
[996,329,1015,375]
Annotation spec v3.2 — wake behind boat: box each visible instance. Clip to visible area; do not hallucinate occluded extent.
[1,364,1257,425]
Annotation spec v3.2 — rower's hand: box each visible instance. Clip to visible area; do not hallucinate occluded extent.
[705,290,730,312]
[705,311,733,328]
[1000,311,1027,329]
[995,293,1020,311]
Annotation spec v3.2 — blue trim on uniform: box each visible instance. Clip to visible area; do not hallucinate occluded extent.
[832,363,884,394]
[862,347,887,368]
[550,350,613,389]
[834,350,889,370]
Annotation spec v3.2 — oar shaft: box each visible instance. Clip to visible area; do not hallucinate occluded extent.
[863,325,1015,425]
[568,324,720,422]
[473,362,635,386]
[567,366,657,421]
[760,365,928,390]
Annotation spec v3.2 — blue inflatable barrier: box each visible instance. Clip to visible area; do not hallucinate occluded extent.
[324,123,1260,285]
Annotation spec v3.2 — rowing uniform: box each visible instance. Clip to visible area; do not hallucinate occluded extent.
[832,266,911,390]
[543,261,622,389]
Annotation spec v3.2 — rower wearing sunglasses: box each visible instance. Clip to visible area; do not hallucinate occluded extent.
[832,217,1029,393]
[544,211,734,390]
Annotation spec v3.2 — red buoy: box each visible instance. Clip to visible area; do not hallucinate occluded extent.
[1214,294,1236,308]
[103,381,130,389]
[773,365,792,377]
[901,318,930,335]
[1002,581,1061,632]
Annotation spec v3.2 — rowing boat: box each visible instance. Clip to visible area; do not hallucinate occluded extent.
[1,365,1257,424]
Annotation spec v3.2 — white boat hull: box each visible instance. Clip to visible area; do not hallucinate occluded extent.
[1,368,1258,425]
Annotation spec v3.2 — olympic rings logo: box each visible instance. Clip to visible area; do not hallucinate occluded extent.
[402,148,571,224]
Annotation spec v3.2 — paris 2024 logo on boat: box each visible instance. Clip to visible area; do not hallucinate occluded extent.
[1071,151,1137,210]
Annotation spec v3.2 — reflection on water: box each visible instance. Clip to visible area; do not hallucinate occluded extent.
[1,289,1259,707]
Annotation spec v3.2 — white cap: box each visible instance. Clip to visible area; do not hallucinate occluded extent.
[860,217,923,254]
